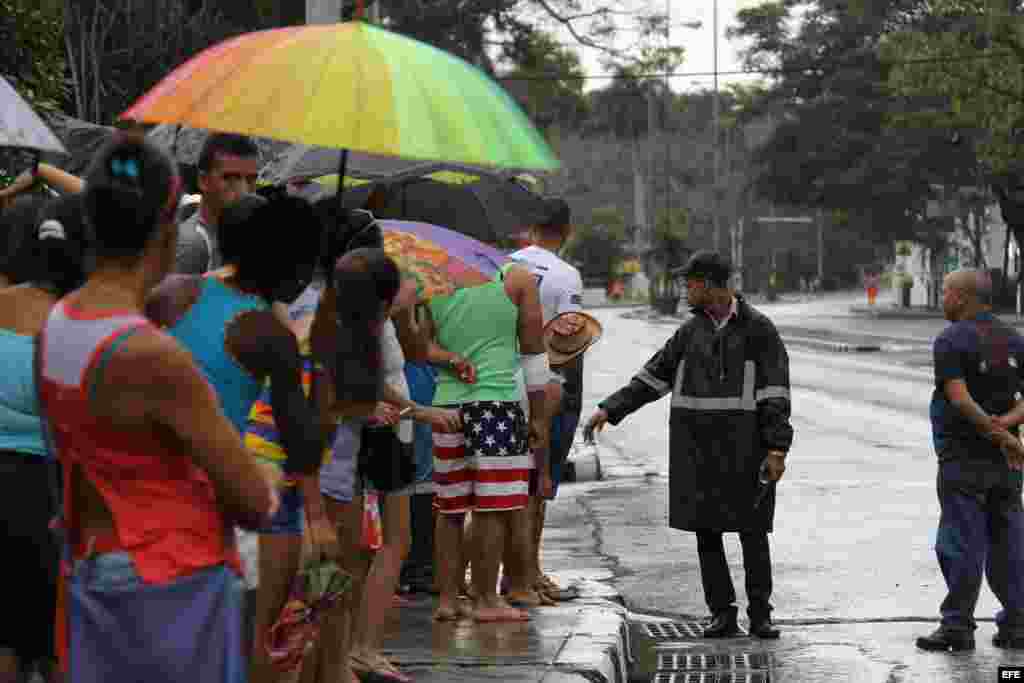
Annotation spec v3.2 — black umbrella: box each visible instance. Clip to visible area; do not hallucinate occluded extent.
[335,163,550,244]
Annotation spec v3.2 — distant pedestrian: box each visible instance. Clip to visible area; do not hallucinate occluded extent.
[915,269,1024,652]
[864,270,880,306]
[585,250,793,640]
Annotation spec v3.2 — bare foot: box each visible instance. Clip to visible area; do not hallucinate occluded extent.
[434,604,460,621]
[505,589,542,607]
[474,606,530,622]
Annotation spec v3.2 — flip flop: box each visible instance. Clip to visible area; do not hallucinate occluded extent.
[472,606,530,623]
[350,654,412,683]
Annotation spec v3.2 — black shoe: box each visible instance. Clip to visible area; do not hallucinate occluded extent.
[703,610,741,638]
[993,631,1024,649]
[915,628,975,652]
[749,617,780,639]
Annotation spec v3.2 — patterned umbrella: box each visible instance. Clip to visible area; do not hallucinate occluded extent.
[377,219,510,301]
[0,76,66,155]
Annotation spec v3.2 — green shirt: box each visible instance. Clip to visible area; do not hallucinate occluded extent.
[430,276,520,406]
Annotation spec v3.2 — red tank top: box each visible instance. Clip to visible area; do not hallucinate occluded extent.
[38,300,241,584]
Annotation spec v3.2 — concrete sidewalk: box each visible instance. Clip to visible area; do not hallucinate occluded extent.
[379,579,631,683]
[375,437,630,683]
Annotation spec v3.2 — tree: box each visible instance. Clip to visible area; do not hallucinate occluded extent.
[880,0,1024,295]
[0,0,66,113]
[565,205,627,284]
[64,0,247,123]
[729,0,977,249]
[497,30,589,131]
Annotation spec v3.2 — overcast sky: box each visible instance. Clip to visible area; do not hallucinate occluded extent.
[528,0,777,93]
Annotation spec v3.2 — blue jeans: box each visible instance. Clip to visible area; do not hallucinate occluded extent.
[548,407,581,497]
[936,459,1024,634]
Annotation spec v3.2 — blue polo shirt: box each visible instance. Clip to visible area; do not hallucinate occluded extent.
[930,312,1024,459]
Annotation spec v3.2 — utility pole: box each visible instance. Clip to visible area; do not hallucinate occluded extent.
[648,90,655,248]
[306,0,341,24]
[817,208,824,285]
[711,0,721,253]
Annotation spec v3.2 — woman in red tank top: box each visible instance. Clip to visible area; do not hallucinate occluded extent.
[37,137,279,683]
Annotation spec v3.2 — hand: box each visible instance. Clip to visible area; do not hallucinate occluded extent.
[992,414,1016,432]
[540,473,554,500]
[763,451,786,482]
[583,409,609,443]
[256,460,286,491]
[449,354,477,384]
[368,402,400,426]
[417,406,462,432]
[255,462,284,520]
[306,514,341,561]
[550,313,585,336]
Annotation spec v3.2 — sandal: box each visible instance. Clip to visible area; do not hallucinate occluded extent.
[350,653,413,683]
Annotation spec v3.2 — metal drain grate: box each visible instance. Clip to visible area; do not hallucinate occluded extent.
[652,673,769,683]
[644,621,747,641]
[657,653,771,671]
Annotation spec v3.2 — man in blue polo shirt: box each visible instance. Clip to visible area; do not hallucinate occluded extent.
[917,269,1024,652]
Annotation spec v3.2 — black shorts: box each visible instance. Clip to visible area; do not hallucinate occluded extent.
[0,454,60,664]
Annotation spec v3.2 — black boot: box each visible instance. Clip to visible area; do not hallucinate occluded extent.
[915,627,975,652]
[993,630,1024,649]
[749,616,780,639]
[703,609,741,638]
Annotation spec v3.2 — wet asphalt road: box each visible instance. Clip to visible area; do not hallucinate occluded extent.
[550,304,1024,681]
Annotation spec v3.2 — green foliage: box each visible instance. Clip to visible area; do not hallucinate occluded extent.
[565,206,628,283]
[498,30,589,130]
[881,0,1024,175]
[0,0,66,113]
[652,207,691,270]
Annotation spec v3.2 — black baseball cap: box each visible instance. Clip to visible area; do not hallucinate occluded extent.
[540,198,571,228]
[679,250,733,287]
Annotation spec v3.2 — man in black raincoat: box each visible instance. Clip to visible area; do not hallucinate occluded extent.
[584,251,793,639]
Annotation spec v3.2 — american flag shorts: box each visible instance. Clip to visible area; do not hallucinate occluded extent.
[432,401,531,514]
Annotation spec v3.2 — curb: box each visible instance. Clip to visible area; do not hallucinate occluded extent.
[782,334,883,353]
[551,597,632,683]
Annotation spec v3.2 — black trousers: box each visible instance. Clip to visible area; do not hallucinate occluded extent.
[401,492,435,584]
[696,530,773,621]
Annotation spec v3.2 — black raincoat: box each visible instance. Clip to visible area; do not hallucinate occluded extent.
[600,296,793,532]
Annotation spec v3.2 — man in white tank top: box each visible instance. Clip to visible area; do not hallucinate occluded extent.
[509,198,589,604]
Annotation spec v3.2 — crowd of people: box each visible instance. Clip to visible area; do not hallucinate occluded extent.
[0,131,602,683]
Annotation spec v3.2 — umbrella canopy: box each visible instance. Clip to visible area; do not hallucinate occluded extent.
[334,164,550,243]
[41,114,115,174]
[260,143,551,187]
[377,219,510,301]
[0,76,66,155]
[145,123,290,167]
[121,21,558,172]
[260,144,430,186]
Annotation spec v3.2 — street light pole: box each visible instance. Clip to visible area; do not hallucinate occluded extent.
[712,0,721,254]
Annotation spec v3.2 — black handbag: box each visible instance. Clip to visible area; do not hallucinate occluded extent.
[358,423,415,492]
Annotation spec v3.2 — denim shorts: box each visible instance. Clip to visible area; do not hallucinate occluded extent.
[260,486,304,535]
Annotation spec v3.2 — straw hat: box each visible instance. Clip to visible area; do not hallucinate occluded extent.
[544,311,603,367]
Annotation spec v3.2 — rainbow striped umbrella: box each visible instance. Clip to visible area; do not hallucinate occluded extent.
[121,21,558,172]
